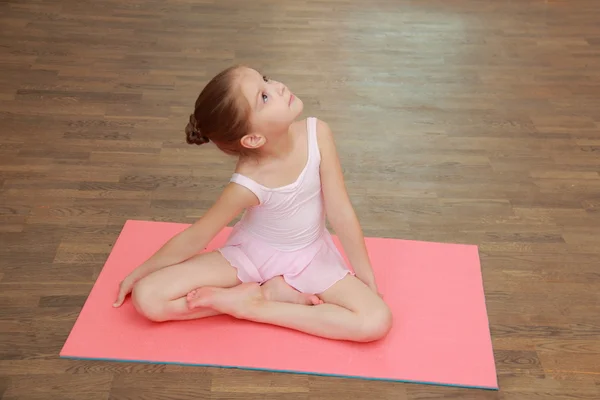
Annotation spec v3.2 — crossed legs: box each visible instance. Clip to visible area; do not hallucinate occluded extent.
[130,251,320,321]
[130,251,392,342]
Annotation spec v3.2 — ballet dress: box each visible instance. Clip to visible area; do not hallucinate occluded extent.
[217,117,353,294]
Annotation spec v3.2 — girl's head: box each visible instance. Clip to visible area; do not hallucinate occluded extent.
[185,65,303,157]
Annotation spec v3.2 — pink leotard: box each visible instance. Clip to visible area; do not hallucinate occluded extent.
[217,117,352,294]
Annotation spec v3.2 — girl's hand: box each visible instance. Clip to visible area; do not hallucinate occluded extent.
[113,274,138,307]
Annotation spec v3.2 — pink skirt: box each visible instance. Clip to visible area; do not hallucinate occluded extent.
[217,224,353,294]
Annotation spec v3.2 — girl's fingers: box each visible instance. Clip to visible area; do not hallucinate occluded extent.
[113,292,123,307]
[113,282,126,307]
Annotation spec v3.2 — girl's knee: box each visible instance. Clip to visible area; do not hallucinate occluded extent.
[357,304,393,342]
[131,280,167,322]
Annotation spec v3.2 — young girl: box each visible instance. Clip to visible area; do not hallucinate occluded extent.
[112,65,392,342]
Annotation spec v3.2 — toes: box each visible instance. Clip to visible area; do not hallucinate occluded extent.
[310,295,323,305]
[187,298,205,310]
[186,288,214,309]
[305,294,322,306]
[188,291,212,309]
[186,289,199,301]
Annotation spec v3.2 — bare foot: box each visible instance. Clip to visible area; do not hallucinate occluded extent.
[186,283,264,318]
[261,276,323,306]
[186,288,206,309]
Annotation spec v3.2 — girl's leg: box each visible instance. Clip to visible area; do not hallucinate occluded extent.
[188,274,393,342]
[131,252,321,322]
[187,276,322,308]
[130,251,240,322]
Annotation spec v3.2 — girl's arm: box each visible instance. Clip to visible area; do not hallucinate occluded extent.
[128,182,259,281]
[316,119,379,293]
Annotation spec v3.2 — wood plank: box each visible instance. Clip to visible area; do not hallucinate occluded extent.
[1,0,599,398]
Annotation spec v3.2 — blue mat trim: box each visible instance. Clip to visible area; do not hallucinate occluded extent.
[59,354,499,391]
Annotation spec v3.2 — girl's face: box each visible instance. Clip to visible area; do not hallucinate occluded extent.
[236,67,303,143]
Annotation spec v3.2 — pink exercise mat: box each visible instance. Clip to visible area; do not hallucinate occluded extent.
[60,219,498,390]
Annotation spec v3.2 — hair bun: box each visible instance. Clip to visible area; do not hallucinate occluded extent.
[185,115,210,145]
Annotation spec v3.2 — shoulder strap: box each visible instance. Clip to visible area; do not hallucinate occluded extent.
[307,117,317,140]
[306,117,321,162]
[230,173,267,204]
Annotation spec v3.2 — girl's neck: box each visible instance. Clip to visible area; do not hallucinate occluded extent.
[257,127,294,161]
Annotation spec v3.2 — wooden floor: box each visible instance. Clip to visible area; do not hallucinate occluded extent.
[1,0,599,398]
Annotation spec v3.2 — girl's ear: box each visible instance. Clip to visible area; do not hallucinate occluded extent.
[240,133,266,150]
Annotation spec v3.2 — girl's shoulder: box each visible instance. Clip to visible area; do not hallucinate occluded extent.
[309,117,335,151]
[301,116,333,139]
[291,116,332,146]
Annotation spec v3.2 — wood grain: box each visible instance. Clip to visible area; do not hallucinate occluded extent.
[1,0,600,399]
